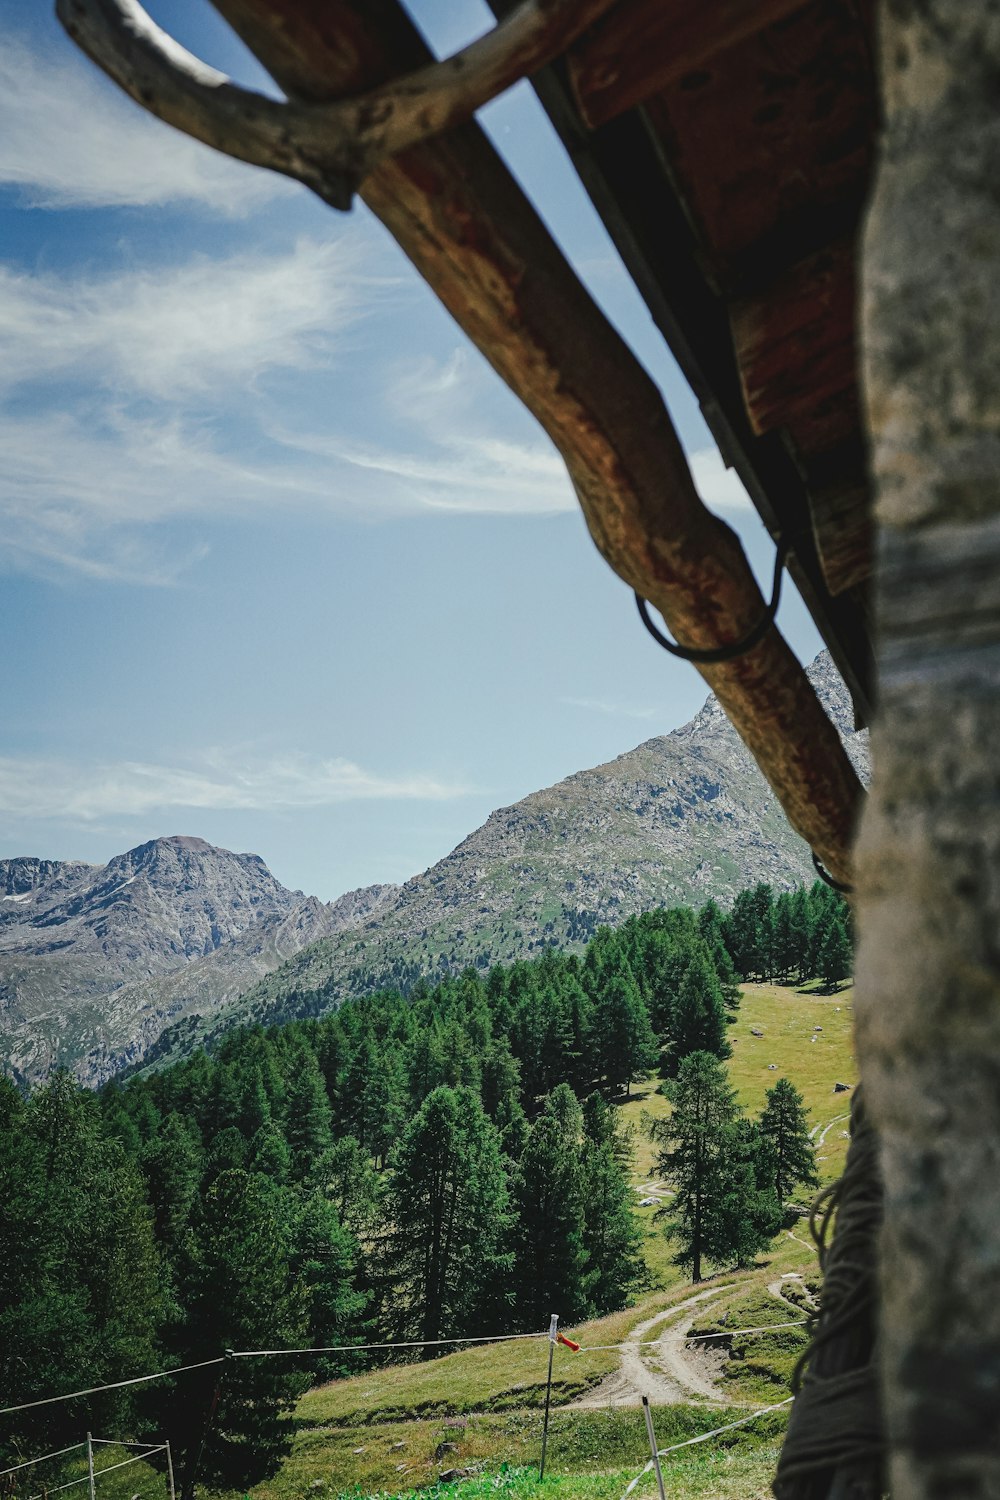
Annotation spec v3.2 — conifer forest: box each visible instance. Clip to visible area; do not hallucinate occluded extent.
[0,882,848,1493]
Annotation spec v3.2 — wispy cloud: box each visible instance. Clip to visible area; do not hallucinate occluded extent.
[277,347,576,516]
[0,751,474,822]
[0,236,400,579]
[0,237,375,400]
[560,696,659,722]
[0,31,289,214]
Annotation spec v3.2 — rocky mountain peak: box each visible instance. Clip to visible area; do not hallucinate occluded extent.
[1,650,866,1086]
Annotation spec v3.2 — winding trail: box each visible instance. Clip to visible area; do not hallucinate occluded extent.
[566,1271,818,1411]
[569,1285,735,1409]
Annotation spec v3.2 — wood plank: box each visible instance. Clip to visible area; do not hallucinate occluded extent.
[209,0,865,886]
[640,0,876,289]
[730,238,857,443]
[809,479,872,596]
[567,0,811,130]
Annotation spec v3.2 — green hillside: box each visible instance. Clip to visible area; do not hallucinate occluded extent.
[53,980,852,1500]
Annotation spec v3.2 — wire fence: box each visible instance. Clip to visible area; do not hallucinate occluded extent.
[1,1308,806,1500]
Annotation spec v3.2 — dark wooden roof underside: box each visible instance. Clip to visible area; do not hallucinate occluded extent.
[491,0,878,723]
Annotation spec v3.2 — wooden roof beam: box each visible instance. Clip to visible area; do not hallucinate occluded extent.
[57,0,622,208]
[57,0,865,885]
[567,0,812,130]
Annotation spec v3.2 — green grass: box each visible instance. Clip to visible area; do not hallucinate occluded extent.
[685,1287,812,1404]
[297,1308,639,1430]
[72,1406,787,1500]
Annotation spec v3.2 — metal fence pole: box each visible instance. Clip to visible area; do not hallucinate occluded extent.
[539,1315,559,1481]
[85,1435,95,1500]
[642,1397,667,1500]
[164,1442,176,1500]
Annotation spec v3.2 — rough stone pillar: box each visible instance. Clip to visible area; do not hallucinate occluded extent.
[857,4,1000,1496]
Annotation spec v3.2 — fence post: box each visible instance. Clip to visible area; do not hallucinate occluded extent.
[164,1442,176,1500]
[85,1435,95,1500]
[642,1397,667,1500]
[539,1315,558,1481]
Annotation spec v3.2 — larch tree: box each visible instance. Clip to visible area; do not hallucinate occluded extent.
[669,951,731,1072]
[650,1050,740,1282]
[513,1094,590,1329]
[759,1077,819,1204]
[383,1086,512,1345]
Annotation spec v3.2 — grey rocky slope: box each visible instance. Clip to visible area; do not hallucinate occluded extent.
[2,652,866,1086]
[143,651,869,1068]
[0,836,398,1087]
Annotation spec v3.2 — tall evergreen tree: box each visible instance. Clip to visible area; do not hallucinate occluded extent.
[167,1170,309,1497]
[580,1136,644,1313]
[283,1047,333,1179]
[592,974,658,1096]
[669,952,731,1071]
[819,915,853,989]
[705,1120,783,1269]
[649,1052,739,1282]
[759,1077,819,1203]
[290,1191,367,1382]
[383,1087,512,1344]
[513,1096,589,1328]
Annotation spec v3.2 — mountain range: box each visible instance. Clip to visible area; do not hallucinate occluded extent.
[0,652,867,1087]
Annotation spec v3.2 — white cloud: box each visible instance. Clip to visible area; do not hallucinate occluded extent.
[689,447,754,515]
[0,405,354,582]
[277,348,576,516]
[0,237,375,400]
[0,31,289,213]
[0,751,473,822]
[560,696,659,722]
[0,235,402,579]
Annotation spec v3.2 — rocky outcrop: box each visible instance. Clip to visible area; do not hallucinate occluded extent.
[0,837,397,1086]
[1,653,867,1085]
[149,652,870,1064]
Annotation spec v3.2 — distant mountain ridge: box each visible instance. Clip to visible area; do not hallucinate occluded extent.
[0,652,867,1087]
[0,837,398,1087]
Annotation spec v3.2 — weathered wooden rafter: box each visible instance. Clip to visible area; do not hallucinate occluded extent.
[56,0,621,208]
[56,0,865,885]
[566,0,813,130]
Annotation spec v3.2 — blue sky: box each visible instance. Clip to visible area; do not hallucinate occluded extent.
[0,0,823,900]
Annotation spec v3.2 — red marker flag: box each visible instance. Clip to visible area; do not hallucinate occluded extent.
[556,1332,580,1351]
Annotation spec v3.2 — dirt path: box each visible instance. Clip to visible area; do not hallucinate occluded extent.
[567,1271,818,1413]
[810,1111,850,1146]
[568,1285,735,1409]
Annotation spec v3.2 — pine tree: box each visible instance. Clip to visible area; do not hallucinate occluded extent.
[669,952,731,1071]
[705,1120,784,1269]
[593,974,658,1096]
[142,1111,203,1270]
[759,1077,820,1203]
[580,1137,644,1312]
[290,1191,368,1382]
[772,892,798,981]
[283,1047,333,1179]
[819,915,853,989]
[383,1087,513,1344]
[649,1051,739,1282]
[513,1096,590,1328]
[168,1170,309,1497]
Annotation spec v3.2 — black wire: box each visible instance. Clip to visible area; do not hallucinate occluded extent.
[811,850,854,896]
[634,535,789,665]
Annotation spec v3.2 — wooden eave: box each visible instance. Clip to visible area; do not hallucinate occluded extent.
[494,0,878,724]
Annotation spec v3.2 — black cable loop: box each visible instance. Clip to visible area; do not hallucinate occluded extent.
[634,534,789,666]
[811,850,854,895]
